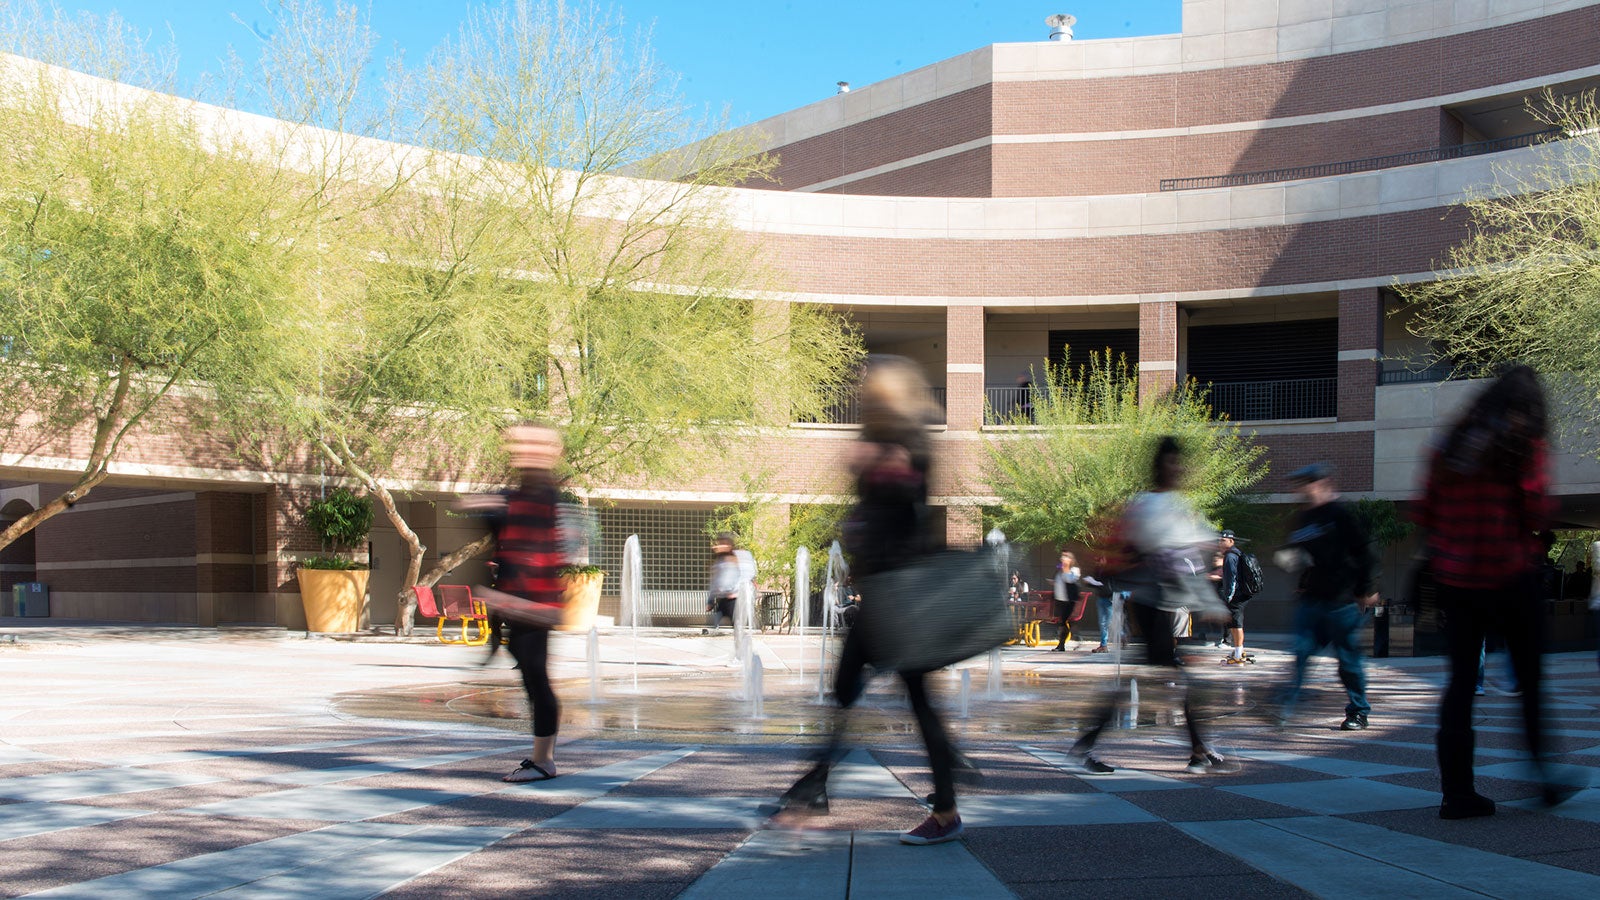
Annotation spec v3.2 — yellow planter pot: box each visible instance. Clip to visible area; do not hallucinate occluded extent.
[296,569,370,633]
[559,572,604,632]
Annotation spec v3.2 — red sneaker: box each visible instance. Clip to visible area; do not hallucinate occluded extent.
[900,813,964,845]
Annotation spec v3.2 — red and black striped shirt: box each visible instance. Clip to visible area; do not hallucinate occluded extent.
[494,480,565,606]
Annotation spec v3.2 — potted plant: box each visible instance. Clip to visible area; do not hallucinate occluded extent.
[558,564,605,631]
[297,488,375,633]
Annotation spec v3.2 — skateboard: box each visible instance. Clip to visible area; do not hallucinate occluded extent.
[1221,653,1257,665]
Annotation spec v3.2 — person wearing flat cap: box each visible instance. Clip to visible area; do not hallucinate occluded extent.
[1275,462,1379,731]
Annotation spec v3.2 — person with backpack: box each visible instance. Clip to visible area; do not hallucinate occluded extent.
[1219,530,1261,664]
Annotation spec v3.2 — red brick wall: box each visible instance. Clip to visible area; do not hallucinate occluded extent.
[820,147,992,197]
[1337,287,1381,422]
[946,305,987,431]
[751,8,1600,198]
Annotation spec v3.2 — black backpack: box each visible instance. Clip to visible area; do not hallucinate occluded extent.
[1236,549,1265,599]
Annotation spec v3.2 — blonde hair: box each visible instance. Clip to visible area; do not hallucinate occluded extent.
[860,356,938,431]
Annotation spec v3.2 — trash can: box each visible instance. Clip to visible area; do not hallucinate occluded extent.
[13,582,48,617]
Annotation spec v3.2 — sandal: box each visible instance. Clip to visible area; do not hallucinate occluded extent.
[504,759,558,783]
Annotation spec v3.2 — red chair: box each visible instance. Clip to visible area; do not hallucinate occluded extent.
[413,584,489,645]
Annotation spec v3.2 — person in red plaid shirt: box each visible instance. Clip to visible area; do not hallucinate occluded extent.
[459,422,567,783]
[1415,365,1574,818]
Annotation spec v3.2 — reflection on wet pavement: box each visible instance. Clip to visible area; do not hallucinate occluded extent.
[333,670,1266,745]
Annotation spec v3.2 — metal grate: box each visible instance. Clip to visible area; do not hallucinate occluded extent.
[1201,377,1337,421]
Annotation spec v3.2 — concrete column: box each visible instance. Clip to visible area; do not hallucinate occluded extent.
[1337,287,1381,422]
[1138,299,1178,397]
[945,304,985,430]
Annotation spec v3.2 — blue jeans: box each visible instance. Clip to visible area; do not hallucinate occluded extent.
[1281,600,1370,717]
[1097,594,1115,646]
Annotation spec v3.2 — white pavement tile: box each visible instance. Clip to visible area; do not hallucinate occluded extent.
[1022,746,1195,792]
[1234,749,1426,778]
[1475,761,1597,788]
[501,747,697,802]
[0,768,222,802]
[1181,818,1492,899]
[677,830,851,899]
[178,784,473,822]
[255,743,525,786]
[848,831,1015,899]
[1271,815,1600,898]
[0,801,150,841]
[956,792,1159,827]
[1222,777,1439,815]
[829,749,918,799]
[535,794,770,830]
[0,745,56,765]
[23,821,517,900]
[1513,787,1600,822]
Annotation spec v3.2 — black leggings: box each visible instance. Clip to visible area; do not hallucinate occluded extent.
[830,623,957,813]
[509,626,560,739]
[1072,600,1210,755]
[1436,580,1544,798]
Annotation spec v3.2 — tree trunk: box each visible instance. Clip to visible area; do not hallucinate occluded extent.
[398,533,495,631]
[313,439,429,635]
[0,469,111,552]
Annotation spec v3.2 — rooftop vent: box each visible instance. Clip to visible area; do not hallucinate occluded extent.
[836,81,851,94]
[1046,13,1076,41]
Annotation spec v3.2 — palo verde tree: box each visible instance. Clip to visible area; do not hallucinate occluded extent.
[223,1,860,632]
[415,1,860,485]
[982,354,1270,554]
[0,8,318,552]
[1397,90,1600,443]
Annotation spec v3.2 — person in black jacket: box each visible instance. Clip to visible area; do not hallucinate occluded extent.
[1275,463,1379,731]
[773,356,969,846]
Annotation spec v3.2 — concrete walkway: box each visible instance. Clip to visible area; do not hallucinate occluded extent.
[2,621,1598,898]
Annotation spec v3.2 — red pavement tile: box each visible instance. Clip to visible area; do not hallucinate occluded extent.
[0,814,316,896]
[1012,872,1313,899]
[377,828,746,900]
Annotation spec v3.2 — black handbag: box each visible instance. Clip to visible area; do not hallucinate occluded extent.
[854,549,1013,673]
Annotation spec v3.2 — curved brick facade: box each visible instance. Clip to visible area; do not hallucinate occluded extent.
[8,0,1600,630]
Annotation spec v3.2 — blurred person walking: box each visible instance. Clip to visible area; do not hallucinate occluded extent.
[462,422,568,783]
[1053,550,1081,651]
[1066,436,1238,776]
[1415,366,1574,817]
[703,533,740,634]
[773,356,972,844]
[1275,462,1378,731]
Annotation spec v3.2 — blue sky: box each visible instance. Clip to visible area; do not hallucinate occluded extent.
[58,1,1181,124]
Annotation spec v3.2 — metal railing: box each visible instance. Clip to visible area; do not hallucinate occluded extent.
[1201,377,1336,421]
[797,385,947,425]
[1378,360,1457,385]
[1159,129,1560,192]
[984,386,1039,425]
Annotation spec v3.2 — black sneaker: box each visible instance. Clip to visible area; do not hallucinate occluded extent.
[1341,713,1369,731]
[1439,792,1495,819]
[1077,754,1115,775]
[1185,751,1241,775]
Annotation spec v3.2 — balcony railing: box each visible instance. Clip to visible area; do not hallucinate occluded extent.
[1378,360,1457,385]
[985,386,1039,425]
[798,386,946,425]
[1202,377,1336,421]
[1159,129,1560,192]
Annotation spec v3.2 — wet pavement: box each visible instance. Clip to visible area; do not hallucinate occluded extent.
[3,620,1599,898]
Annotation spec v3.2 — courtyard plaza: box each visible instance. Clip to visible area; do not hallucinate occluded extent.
[1,620,1598,898]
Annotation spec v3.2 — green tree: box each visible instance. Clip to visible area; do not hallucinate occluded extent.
[982,355,1269,553]
[1396,91,1600,435]
[230,1,861,632]
[0,12,316,551]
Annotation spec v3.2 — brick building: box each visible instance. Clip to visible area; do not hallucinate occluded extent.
[5,0,1600,635]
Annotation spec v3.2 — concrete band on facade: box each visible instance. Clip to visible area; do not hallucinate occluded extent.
[7,1,1600,634]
